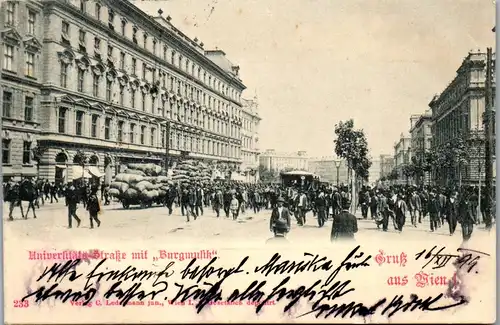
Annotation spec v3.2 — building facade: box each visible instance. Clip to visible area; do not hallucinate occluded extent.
[1,0,246,183]
[259,149,308,173]
[1,0,44,180]
[409,112,432,184]
[379,154,394,179]
[368,159,380,185]
[393,134,411,183]
[307,157,348,185]
[240,97,261,183]
[429,50,496,185]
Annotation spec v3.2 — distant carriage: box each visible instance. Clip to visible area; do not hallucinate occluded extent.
[280,170,321,191]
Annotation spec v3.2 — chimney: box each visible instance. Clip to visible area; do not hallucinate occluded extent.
[158,8,163,16]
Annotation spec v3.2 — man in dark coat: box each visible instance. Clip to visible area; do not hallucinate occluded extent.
[427,192,440,232]
[377,192,389,231]
[395,194,407,232]
[66,183,81,228]
[195,184,204,217]
[223,187,232,217]
[447,191,459,235]
[86,185,101,229]
[315,190,327,228]
[459,190,475,241]
[269,196,291,235]
[266,218,289,245]
[187,187,197,221]
[331,198,358,241]
[213,187,224,217]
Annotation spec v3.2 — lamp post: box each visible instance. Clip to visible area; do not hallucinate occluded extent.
[161,120,171,174]
[334,160,341,186]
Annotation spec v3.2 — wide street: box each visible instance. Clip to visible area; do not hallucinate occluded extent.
[3,199,495,247]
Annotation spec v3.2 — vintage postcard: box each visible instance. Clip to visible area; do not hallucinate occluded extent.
[1,0,497,323]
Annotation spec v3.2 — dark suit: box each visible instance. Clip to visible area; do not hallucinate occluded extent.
[459,197,474,240]
[331,210,358,241]
[395,199,407,231]
[315,194,327,227]
[65,187,81,228]
[377,196,389,231]
[269,207,291,233]
[446,197,459,235]
[427,197,440,231]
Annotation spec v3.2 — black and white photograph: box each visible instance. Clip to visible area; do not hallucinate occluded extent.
[1,0,497,323]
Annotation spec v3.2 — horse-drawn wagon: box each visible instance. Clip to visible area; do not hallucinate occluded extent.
[280,170,321,191]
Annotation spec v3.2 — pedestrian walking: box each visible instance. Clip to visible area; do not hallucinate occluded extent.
[428,192,440,232]
[65,184,81,228]
[269,196,291,234]
[86,186,101,229]
[331,198,358,241]
[230,195,239,220]
[447,191,459,235]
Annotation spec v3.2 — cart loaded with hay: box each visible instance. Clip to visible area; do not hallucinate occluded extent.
[108,163,172,209]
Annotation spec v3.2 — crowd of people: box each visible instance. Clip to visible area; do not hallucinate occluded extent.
[2,177,495,242]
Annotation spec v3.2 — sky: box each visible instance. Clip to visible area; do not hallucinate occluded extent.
[134,0,495,159]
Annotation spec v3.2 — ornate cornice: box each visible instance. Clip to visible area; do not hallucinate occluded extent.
[44,0,246,96]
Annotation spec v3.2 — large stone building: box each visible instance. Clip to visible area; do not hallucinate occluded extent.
[307,157,348,185]
[240,97,261,183]
[429,50,496,185]
[259,149,308,173]
[393,134,411,183]
[1,0,44,180]
[409,112,432,184]
[1,0,246,183]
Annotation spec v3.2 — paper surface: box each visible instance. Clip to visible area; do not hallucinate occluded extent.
[2,0,497,324]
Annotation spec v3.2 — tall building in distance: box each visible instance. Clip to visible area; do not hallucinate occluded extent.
[259,149,308,173]
[409,111,432,184]
[1,0,250,183]
[240,97,261,183]
[393,134,411,183]
[307,157,348,185]
[429,50,496,185]
[368,159,381,184]
[379,154,394,179]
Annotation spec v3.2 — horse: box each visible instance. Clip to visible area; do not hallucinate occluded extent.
[7,180,38,220]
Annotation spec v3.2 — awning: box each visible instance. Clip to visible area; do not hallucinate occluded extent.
[55,165,67,169]
[88,166,103,177]
[72,166,91,179]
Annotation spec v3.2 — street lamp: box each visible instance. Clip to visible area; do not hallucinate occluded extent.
[334,160,342,186]
[160,120,171,173]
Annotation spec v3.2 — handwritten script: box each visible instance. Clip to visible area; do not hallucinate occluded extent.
[22,246,469,319]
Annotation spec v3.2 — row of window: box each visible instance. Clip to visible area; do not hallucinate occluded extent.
[64,59,240,119]
[3,44,36,77]
[2,91,34,121]
[5,2,37,35]
[56,108,241,158]
[65,0,242,102]
[60,63,241,138]
[2,139,32,165]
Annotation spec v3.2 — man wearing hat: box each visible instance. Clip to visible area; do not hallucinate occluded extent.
[428,192,440,232]
[266,218,289,244]
[270,196,291,236]
[86,185,101,229]
[331,196,358,241]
